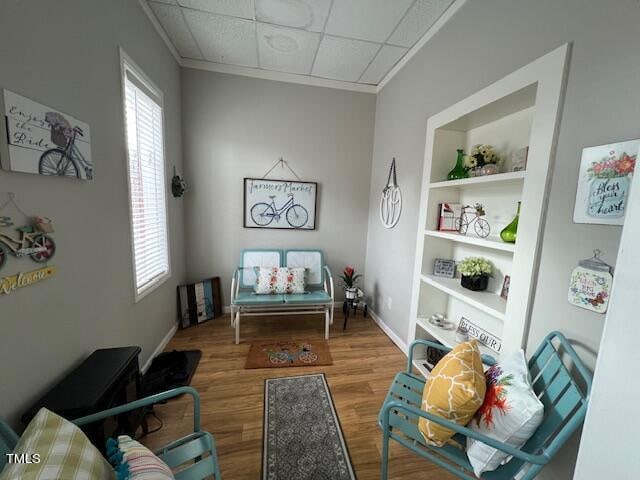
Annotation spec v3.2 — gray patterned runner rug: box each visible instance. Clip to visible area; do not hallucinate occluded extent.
[263,374,356,480]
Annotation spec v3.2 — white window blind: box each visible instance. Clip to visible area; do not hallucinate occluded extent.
[123,63,169,298]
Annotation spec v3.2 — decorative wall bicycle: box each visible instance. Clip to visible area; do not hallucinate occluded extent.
[456,203,491,237]
[0,217,56,271]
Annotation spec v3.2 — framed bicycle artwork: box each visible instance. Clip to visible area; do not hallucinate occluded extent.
[1,89,93,180]
[243,178,317,230]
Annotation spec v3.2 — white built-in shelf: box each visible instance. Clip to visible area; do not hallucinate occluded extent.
[415,316,495,358]
[424,230,516,253]
[411,358,431,378]
[420,274,506,320]
[429,171,526,189]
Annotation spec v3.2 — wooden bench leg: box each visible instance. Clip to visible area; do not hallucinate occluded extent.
[235,311,240,344]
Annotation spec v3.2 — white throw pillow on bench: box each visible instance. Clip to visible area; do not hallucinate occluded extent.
[254,267,306,294]
[466,350,544,477]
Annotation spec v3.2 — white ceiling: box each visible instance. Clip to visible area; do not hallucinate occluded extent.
[146,0,455,87]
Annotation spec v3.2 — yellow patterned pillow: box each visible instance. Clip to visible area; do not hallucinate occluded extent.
[418,341,486,446]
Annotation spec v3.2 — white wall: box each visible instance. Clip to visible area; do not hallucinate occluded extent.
[0,0,185,426]
[364,0,640,477]
[574,167,640,477]
[181,69,376,301]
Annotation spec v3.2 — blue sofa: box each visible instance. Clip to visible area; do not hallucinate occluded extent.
[229,249,334,344]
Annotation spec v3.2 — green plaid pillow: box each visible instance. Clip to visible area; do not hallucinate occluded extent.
[0,408,114,480]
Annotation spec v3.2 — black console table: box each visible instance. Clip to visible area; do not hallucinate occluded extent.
[22,346,143,452]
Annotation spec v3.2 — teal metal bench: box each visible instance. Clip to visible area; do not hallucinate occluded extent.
[230,249,334,344]
[378,331,592,479]
[0,387,221,480]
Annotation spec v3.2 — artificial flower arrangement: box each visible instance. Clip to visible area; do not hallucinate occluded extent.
[458,257,493,291]
[340,266,362,299]
[465,144,500,175]
[586,150,636,179]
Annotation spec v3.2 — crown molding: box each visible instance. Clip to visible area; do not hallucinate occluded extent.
[376,0,467,93]
[180,59,377,93]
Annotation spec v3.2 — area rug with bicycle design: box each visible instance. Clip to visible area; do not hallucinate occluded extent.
[263,374,355,480]
[245,340,333,369]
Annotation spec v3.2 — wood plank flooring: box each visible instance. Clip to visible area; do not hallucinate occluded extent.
[140,311,456,479]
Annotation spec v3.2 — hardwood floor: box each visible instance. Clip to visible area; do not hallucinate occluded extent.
[141,311,456,479]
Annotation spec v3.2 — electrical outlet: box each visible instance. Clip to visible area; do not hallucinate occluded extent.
[387,296,392,310]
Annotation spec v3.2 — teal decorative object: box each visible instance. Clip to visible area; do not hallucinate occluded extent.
[447,149,469,180]
[500,201,520,243]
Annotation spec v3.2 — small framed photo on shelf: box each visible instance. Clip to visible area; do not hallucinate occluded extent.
[433,259,456,278]
[437,202,462,231]
[511,146,529,172]
[500,275,511,300]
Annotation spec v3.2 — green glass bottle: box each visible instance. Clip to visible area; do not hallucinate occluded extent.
[447,149,469,180]
[500,201,520,243]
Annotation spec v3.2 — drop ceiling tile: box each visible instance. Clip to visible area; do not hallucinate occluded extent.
[148,2,202,59]
[177,0,253,19]
[324,0,413,43]
[255,0,331,32]
[311,36,379,82]
[257,24,320,74]
[183,10,257,66]
[359,45,406,84]
[388,0,454,47]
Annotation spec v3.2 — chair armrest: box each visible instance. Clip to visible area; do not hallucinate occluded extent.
[230,267,240,304]
[71,386,202,434]
[381,400,548,465]
[407,339,496,373]
[323,265,334,300]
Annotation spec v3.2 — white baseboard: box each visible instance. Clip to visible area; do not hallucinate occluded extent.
[141,323,178,374]
[368,309,408,355]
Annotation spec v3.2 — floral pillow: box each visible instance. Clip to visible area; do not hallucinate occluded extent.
[254,267,305,294]
[466,350,544,477]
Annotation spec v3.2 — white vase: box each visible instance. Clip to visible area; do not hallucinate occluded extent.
[345,288,357,299]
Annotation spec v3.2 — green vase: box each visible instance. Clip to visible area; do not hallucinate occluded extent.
[447,149,469,180]
[500,201,520,243]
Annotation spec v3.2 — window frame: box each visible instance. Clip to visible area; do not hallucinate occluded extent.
[120,48,171,303]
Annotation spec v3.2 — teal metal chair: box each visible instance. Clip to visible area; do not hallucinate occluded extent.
[378,331,592,479]
[0,387,221,480]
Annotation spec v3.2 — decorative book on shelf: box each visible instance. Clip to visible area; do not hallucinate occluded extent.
[438,203,462,231]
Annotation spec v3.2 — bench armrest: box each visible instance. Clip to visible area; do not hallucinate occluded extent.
[71,386,202,434]
[381,400,548,466]
[323,265,334,300]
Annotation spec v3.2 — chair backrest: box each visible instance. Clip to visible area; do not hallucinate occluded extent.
[488,331,592,478]
[239,249,282,288]
[284,249,324,288]
[0,418,20,471]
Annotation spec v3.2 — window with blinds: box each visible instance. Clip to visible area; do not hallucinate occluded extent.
[122,55,170,300]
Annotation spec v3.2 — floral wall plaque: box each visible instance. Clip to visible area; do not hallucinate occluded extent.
[573,139,638,225]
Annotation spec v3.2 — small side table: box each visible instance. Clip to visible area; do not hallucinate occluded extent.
[343,298,368,330]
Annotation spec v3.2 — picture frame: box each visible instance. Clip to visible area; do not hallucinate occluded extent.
[500,275,511,300]
[433,258,456,278]
[573,139,638,225]
[1,89,93,180]
[243,178,317,230]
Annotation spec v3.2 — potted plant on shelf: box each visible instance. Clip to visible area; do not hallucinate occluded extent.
[467,144,500,176]
[340,266,362,299]
[457,257,493,291]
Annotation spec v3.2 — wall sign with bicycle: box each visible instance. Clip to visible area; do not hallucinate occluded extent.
[1,89,93,180]
[0,194,57,295]
[244,177,317,230]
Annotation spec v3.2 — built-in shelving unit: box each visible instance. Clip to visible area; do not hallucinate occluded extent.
[408,45,569,364]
